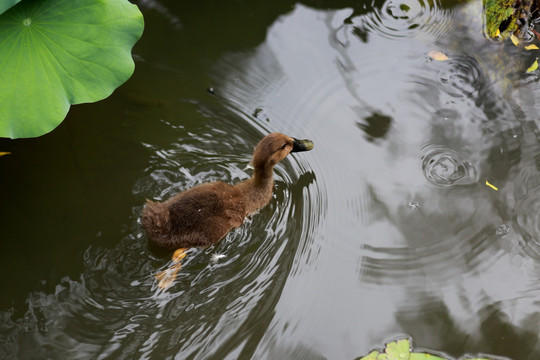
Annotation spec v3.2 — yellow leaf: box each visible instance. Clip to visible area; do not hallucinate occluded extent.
[485,180,498,191]
[525,44,539,50]
[495,29,500,37]
[510,34,520,46]
[427,50,449,61]
[0,152,11,156]
[527,59,538,72]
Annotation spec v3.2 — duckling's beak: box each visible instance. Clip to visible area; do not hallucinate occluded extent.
[291,138,314,153]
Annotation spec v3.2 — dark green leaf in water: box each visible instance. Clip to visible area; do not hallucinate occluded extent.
[0,0,144,138]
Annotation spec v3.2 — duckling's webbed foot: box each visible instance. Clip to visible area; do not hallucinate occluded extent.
[155,248,188,289]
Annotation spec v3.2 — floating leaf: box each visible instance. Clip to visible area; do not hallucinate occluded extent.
[510,34,520,46]
[526,59,538,72]
[0,0,144,138]
[410,353,446,360]
[386,339,410,360]
[0,151,11,156]
[485,180,499,191]
[359,337,501,360]
[525,44,539,50]
[359,350,382,360]
[428,50,449,61]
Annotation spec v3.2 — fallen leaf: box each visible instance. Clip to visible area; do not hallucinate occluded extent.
[510,34,520,46]
[427,50,449,61]
[0,152,11,156]
[527,59,538,72]
[525,44,539,50]
[486,180,498,191]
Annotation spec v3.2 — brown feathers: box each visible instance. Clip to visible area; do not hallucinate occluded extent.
[141,133,313,250]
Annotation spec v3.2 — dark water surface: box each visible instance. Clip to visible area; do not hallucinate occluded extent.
[2,0,540,359]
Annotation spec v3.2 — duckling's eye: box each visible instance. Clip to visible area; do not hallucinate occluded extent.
[280,143,288,150]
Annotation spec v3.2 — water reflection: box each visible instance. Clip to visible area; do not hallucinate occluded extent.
[356,111,393,141]
[4,0,540,358]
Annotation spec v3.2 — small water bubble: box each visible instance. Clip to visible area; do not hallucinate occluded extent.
[211,253,226,263]
[23,18,31,27]
[496,224,510,236]
[408,202,420,209]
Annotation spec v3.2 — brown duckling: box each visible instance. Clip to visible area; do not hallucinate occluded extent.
[142,133,313,288]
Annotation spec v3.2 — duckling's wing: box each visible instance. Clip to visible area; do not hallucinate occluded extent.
[166,182,244,247]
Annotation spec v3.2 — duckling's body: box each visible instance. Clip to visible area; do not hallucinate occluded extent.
[141,133,313,250]
[142,178,272,249]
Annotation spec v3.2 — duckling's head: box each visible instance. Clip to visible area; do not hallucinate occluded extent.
[251,133,313,170]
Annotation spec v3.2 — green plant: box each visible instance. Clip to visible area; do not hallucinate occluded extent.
[0,0,144,138]
[0,1,22,15]
[358,338,503,360]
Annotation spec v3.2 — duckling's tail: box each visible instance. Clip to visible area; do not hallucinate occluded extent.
[141,200,172,247]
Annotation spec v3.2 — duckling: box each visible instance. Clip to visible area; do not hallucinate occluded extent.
[142,133,313,288]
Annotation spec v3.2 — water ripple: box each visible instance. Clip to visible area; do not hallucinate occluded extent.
[134,120,319,357]
[354,0,455,41]
[513,159,540,259]
[359,223,503,287]
[437,55,485,98]
[420,144,478,189]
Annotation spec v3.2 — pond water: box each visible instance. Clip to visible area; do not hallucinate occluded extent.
[2,0,540,359]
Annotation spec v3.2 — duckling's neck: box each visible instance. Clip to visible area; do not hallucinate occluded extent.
[237,165,275,215]
[253,164,274,182]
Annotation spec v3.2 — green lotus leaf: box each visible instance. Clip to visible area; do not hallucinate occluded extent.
[0,0,144,138]
[410,353,447,360]
[386,339,411,360]
[0,0,22,16]
[359,338,502,360]
[359,350,384,360]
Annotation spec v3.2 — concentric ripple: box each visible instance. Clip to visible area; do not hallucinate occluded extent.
[420,144,478,189]
[355,0,455,40]
[437,56,485,98]
[513,160,540,259]
[359,224,501,286]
